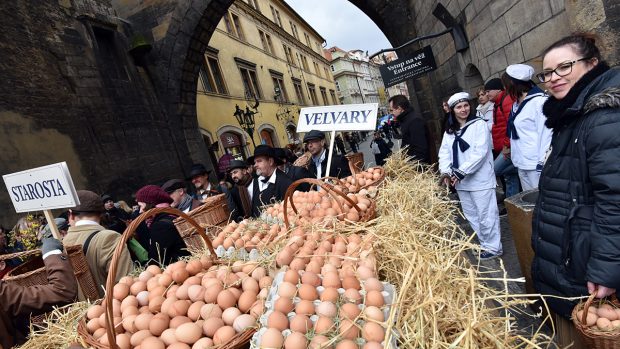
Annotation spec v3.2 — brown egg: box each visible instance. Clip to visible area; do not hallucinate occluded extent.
[261,328,284,348]
[92,327,106,340]
[228,287,242,300]
[342,276,361,290]
[274,297,295,314]
[298,284,319,301]
[365,291,385,307]
[276,249,294,267]
[320,287,340,302]
[356,266,374,280]
[115,333,131,349]
[217,289,237,309]
[213,325,236,345]
[134,313,154,331]
[160,328,177,346]
[222,307,242,326]
[173,268,190,284]
[187,301,205,321]
[283,269,300,284]
[290,314,313,333]
[238,291,258,313]
[309,335,329,349]
[168,343,191,349]
[86,318,100,333]
[284,331,308,349]
[259,276,274,289]
[268,311,289,331]
[363,306,384,322]
[200,303,223,319]
[322,272,341,288]
[305,262,322,275]
[169,300,191,318]
[142,335,166,349]
[167,285,180,298]
[161,296,178,315]
[250,299,266,318]
[158,273,173,287]
[314,316,334,334]
[169,316,191,329]
[362,322,385,342]
[148,295,165,313]
[203,281,224,303]
[301,271,321,287]
[113,283,130,300]
[362,342,383,349]
[317,301,337,318]
[340,303,362,320]
[294,299,315,316]
[362,278,383,292]
[232,313,256,333]
[122,314,137,333]
[278,282,297,299]
[184,276,202,287]
[87,304,105,320]
[130,330,153,347]
[242,277,259,293]
[186,260,203,276]
[130,281,147,296]
[251,267,267,280]
[193,337,214,348]
[290,258,307,271]
[139,271,154,282]
[343,289,362,304]
[339,319,360,339]
[147,276,161,292]
[175,322,202,344]
[149,313,170,336]
[336,339,358,349]
[203,316,225,337]
[187,285,205,302]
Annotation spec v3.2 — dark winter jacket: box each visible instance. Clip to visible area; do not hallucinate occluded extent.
[307,150,352,179]
[398,108,430,164]
[491,91,515,152]
[148,214,190,266]
[532,64,620,318]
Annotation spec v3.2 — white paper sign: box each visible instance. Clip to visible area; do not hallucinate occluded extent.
[296,103,379,132]
[3,162,80,213]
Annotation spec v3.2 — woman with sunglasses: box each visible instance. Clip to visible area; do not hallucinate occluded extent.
[531,33,620,338]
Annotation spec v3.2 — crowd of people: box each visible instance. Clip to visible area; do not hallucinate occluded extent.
[436,33,619,341]
[0,33,617,348]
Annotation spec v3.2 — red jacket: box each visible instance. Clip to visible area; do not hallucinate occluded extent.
[490,91,515,152]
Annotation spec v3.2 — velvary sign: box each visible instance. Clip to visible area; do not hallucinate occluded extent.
[3,162,79,213]
[379,45,437,88]
[296,103,379,132]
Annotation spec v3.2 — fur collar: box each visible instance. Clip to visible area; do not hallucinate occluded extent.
[543,62,609,130]
[584,87,620,114]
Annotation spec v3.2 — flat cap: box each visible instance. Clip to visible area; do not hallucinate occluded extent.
[303,130,325,143]
[73,190,105,213]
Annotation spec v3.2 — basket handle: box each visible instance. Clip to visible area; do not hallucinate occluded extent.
[580,290,620,325]
[0,248,42,261]
[103,207,216,348]
[282,178,363,230]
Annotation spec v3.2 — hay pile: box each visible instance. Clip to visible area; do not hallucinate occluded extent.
[16,302,90,349]
[364,149,554,348]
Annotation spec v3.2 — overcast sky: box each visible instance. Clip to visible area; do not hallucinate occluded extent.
[284,0,392,54]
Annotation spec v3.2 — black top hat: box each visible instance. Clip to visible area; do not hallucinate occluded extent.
[161,179,186,193]
[247,145,284,166]
[227,160,249,172]
[303,130,325,143]
[187,163,211,179]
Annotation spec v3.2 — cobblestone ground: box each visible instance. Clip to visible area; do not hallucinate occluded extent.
[354,134,556,344]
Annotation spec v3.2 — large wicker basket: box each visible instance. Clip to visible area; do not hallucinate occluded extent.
[572,292,620,348]
[282,177,376,229]
[0,244,100,325]
[77,207,255,349]
[173,193,230,250]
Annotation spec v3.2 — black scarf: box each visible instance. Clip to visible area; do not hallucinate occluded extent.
[543,62,610,130]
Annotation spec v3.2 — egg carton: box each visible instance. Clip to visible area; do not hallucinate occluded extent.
[214,245,269,261]
[252,270,400,348]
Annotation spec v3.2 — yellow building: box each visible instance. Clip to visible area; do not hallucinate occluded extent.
[196,0,338,174]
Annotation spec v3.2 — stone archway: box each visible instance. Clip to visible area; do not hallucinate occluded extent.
[463,64,485,97]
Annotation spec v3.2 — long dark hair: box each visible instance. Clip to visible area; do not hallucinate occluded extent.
[445,100,476,135]
[501,72,535,100]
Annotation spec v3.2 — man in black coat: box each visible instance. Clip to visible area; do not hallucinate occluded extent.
[304,130,352,179]
[226,160,254,221]
[101,194,129,233]
[248,145,294,217]
[389,95,430,164]
[274,147,312,191]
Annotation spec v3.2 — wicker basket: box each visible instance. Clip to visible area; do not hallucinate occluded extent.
[77,207,255,349]
[346,152,365,171]
[173,193,230,248]
[282,178,376,229]
[572,292,620,348]
[292,151,312,168]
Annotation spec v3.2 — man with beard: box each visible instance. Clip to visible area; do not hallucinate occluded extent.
[227,160,254,221]
[304,130,352,179]
[389,95,430,164]
[187,163,225,201]
[161,179,203,213]
[248,145,293,217]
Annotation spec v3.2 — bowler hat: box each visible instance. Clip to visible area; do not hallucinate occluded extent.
[187,163,211,179]
[73,190,105,213]
[303,130,325,143]
[227,160,249,172]
[161,179,186,193]
[135,185,173,205]
[247,145,284,166]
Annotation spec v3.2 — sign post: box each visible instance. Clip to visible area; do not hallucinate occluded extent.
[296,103,379,177]
[378,45,438,88]
[3,162,80,240]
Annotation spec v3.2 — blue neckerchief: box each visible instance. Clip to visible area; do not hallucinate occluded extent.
[452,118,482,168]
[506,86,545,140]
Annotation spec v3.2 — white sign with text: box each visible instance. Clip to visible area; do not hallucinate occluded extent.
[297,103,379,132]
[3,162,80,213]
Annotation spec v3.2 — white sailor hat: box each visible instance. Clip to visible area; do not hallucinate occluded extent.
[506,64,535,82]
[447,92,471,108]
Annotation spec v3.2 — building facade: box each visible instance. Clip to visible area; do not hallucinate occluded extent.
[196,0,338,175]
[326,47,408,114]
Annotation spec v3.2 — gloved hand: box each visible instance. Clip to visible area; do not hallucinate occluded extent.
[41,237,63,255]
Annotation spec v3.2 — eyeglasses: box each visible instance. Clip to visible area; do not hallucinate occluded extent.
[536,57,591,82]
